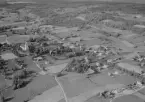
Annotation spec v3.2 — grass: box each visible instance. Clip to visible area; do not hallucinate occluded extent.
[89,73,119,86]
[58,73,97,98]
[89,69,136,86]
[138,88,145,95]
[2,1,145,102]
[19,56,41,72]
[1,52,18,60]
[113,94,145,102]
[11,74,58,102]
[8,35,30,44]
[85,95,110,102]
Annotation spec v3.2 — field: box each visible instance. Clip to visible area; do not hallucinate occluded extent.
[8,35,30,44]
[12,74,58,102]
[57,68,136,101]
[139,88,145,95]
[113,95,145,102]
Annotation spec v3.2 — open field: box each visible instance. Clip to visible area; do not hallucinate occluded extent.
[58,73,97,99]
[12,74,58,102]
[90,71,137,86]
[85,95,110,102]
[46,63,68,74]
[8,35,30,44]
[113,94,145,102]
[0,35,6,43]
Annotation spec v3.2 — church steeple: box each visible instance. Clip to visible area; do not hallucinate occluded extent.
[20,41,28,51]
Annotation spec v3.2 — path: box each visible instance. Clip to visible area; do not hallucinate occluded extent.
[55,76,68,102]
[33,61,46,75]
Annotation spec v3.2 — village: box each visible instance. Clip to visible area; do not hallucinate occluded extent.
[1,1,145,102]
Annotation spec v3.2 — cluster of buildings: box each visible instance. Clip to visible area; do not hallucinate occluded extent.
[132,54,145,68]
[99,80,144,100]
[64,45,120,74]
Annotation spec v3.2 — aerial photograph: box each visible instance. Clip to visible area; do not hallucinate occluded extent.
[1,0,145,102]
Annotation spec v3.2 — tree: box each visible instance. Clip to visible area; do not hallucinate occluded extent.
[28,44,36,54]
[13,75,23,90]
[24,16,31,22]
[141,78,145,85]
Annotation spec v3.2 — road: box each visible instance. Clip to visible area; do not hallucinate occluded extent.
[55,76,68,102]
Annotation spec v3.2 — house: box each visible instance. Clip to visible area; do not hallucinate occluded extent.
[33,57,43,62]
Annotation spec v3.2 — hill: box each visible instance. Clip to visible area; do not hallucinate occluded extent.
[8,0,145,4]
[0,0,7,4]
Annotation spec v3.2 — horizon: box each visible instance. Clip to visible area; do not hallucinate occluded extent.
[3,0,145,4]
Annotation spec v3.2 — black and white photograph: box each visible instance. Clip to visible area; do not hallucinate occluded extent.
[0,0,145,102]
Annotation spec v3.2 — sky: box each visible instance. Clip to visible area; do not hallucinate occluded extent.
[2,0,145,4]
[0,0,7,4]
[28,0,145,4]
[112,0,145,3]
